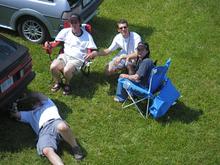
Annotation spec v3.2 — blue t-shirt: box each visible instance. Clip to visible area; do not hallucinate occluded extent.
[20,99,61,135]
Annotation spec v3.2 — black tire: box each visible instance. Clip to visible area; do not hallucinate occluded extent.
[17,17,49,44]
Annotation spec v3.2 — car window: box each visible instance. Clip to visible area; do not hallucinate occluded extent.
[0,40,16,60]
[67,0,79,6]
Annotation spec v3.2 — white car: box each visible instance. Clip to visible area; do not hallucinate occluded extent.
[0,0,103,43]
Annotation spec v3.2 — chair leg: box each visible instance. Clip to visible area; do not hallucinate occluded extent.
[146,98,150,118]
[122,89,146,119]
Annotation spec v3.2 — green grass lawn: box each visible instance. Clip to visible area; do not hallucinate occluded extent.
[0,0,220,164]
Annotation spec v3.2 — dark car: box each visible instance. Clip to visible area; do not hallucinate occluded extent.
[0,34,35,108]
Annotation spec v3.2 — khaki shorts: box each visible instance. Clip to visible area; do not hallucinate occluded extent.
[57,53,84,71]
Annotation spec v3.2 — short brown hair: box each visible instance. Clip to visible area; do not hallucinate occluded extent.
[69,13,81,24]
[117,19,128,28]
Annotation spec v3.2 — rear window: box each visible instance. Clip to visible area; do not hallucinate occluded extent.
[0,40,16,60]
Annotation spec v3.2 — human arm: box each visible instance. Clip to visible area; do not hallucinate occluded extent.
[126,51,138,62]
[114,51,138,65]
[43,41,61,54]
[119,73,140,82]
[85,48,111,60]
[10,111,21,120]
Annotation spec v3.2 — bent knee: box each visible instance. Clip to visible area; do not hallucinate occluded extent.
[57,121,69,132]
[42,147,54,156]
[50,59,64,71]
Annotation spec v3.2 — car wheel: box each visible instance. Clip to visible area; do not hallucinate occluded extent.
[18,17,49,44]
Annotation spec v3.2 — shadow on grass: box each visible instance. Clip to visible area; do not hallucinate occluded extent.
[0,99,79,158]
[91,17,155,47]
[53,99,73,120]
[70,71,122,97]
[158,101,203,124]
[0,111,36,153]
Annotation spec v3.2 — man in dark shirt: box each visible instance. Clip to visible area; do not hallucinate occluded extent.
[114,42,155,102]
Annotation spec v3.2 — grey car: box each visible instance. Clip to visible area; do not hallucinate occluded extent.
[0,0,103,43]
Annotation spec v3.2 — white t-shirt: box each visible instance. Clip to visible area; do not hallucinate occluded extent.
[108,32,141,56]
[20,99,61,134]
[55,28,97,61]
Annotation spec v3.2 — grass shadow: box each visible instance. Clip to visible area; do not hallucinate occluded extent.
[52,99,73,120]
[0,97,75,155]
[158,101,203,124]
[70,70,123,98]
[69,71,107,98]
[0,111,36,153]
[90,17,155,47]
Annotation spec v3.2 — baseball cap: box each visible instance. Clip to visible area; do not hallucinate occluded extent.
[137,42,149,50]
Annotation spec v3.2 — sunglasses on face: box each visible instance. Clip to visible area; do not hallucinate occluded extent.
[118,26,128,30]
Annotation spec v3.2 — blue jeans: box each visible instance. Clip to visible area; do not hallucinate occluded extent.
[115,78,141,102]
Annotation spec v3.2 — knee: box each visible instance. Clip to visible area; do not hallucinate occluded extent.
[42,147,54,157]
[63,68,74,77]
[50,62,58,72]
[57,122,69,133]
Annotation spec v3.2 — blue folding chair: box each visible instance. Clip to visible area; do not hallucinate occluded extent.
[120,58,173,118]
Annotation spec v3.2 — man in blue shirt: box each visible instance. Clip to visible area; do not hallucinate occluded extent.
[114,42,155,102]
[10,92,84,164]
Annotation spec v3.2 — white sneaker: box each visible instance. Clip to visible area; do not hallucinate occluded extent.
[114,97,120,102]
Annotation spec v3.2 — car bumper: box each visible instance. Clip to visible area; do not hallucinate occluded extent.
[0,71,35,109]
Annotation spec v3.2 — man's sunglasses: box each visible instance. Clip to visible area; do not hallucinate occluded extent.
[118,26,128,30]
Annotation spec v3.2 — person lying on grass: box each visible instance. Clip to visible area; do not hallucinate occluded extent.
[114,42,155,102]
[10,92,84,164]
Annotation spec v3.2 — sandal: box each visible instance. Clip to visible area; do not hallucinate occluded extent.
[51,83,62,92]
[63,84,71,95]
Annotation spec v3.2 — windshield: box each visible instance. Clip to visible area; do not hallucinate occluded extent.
[0,40,16,60]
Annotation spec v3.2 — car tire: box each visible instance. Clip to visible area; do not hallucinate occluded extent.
[18,17,49,44]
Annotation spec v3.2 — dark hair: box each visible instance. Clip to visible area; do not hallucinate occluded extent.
[137,42,150,59]
[69,13,81,24]
[117,19,128,28]
[16,92,45,110]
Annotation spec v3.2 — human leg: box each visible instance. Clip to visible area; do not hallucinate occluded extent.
[62,63,75,95]
[63,63,76,85]
[50,57,65,92]
[114,78,128,102]
[37,122,64,164]
[62,59,83,95]
[42,147,64,165]
[56,121,84,160]
[106,56,127,75]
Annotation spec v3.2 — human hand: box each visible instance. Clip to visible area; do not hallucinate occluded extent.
[42,41,52,54]
[119,74,129,79]
[114,57,121,65]
[9,102,21,120]
[85,51,97,60]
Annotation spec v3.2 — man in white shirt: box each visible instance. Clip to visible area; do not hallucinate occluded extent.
[44,14,97,95]
[85,19,141,75]
[10,92,84,164]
